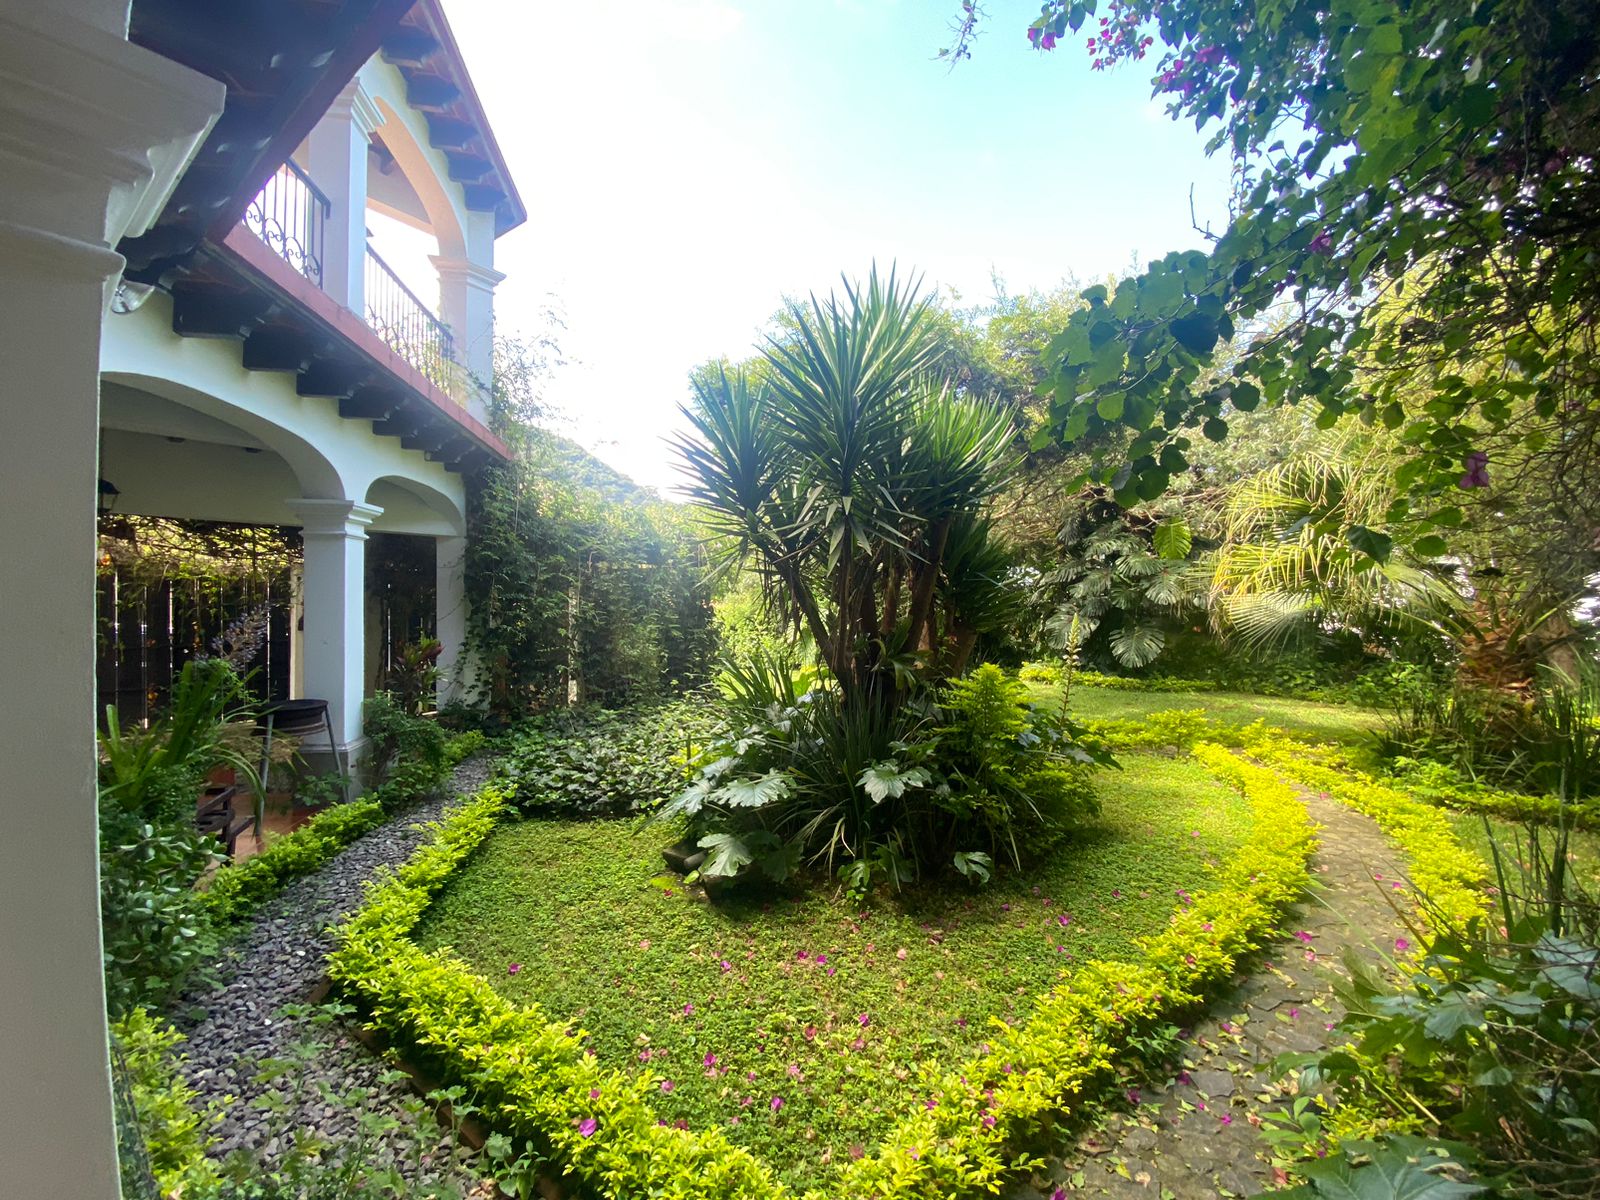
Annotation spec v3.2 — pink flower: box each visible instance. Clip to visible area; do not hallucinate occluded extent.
[660,1079,675,1093]
[1219,1113,1233,1126]
[1111,889,1122,898]
[896,948,908,960]
[683,1003,694,1016]
[639,939,651,950]
[803,1024,818,1041]
[663,887,673,897]
[816,954,827,964]
[1057,914,1071,927]
[1001,903,1011,911]
[507,963,522,975]
[638,1049,652,1062]
[1127,1088,1141,1104]
[1294,930,1314,944]
[982,1113,997,1127]
[858,1012,871,1027]
[720,959,732,972]
[770,1096,784,1113]
[1040,31,1057,50]
[1458,451,1490,490]
[1289,1007,1300,1019]
[955,1017,968,1028]
[796,950,809,962]
[1308,230,1335,255]
[1395,937,1412,953]
[787,1063,802,1078]
[578,1117,598,1137]
[589,1088,601,1100]
[739,1095,753,1107]
[924,1098,938,1110]
[703,1052,717,1068]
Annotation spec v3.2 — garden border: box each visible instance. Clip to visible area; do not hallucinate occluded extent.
[327,742,1319,1199]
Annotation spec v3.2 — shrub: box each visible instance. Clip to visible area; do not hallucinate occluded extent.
[363,691,448,789]
[499,699,719,818]
[113,1008,221,1198]
[658,665,1113,887]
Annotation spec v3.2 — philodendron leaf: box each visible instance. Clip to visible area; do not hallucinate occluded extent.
[696,833,755,878]
[715,771,792,809]
[1299,1142,1484,1200]
[858,761,932,804]
[1153,515,1192,560]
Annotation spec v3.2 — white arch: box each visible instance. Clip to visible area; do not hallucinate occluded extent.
[363,472,466,537]
[366,89,468,260]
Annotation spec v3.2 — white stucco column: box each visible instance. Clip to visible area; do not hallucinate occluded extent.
[430,252,504,424]
[0,5,223,1198]
[435,533,475,707]
[305,79,382,312]
[287,500,382,752]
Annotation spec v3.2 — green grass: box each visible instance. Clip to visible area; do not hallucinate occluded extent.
[1446,810,1600,893]
[413,753,1253,1183]
[1048,685,1383,750]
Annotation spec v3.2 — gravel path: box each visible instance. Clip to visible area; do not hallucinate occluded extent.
[1011,783,1415,1200]
[173,756,498,1186]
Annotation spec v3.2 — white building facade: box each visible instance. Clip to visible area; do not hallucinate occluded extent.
[0,1,522,1192]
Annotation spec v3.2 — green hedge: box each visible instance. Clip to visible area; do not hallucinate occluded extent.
[197,798,389,924]
[1248,737,1490,937]
[329,747,1316,1199]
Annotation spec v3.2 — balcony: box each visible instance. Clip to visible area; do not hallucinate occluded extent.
[241,160,459,396]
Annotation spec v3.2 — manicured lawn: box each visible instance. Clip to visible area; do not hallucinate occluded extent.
[1050,685,1383,749]
[413,752,1254,1182]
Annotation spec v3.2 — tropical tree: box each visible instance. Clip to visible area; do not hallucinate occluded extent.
[1206,446,1457,647]
[674,266,1017,705]
[947,0,1600,563]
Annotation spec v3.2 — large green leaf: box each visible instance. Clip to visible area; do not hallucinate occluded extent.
[715,770,792,810]
[1153,515,1192,560]
[857,761,931,804]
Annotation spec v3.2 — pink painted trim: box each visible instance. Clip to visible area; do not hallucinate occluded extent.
[220,224,511,461]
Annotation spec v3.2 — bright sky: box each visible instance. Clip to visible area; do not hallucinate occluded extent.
[443,0,1235,495]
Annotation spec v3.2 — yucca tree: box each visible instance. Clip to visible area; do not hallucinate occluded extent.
[675,266,1016,704]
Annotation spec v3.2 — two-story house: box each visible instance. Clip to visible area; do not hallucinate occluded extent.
[0,1,523,1193]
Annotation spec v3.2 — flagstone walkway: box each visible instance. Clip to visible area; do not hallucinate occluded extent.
[1013,785,1415,1200]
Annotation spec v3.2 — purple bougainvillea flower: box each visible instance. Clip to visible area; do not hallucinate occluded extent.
[1177,1070,1192,1085]
[660,1080,675,1093]
[1219,1113,1233,1126]
[803,1024,818,1041]
[720,959,731,972]
[1395,937,1412,953]
[796,950,809,962]
[638,1049,652,1062]
[858,1012,871,1027]
[1001,902,1011,911]
[578,1117,598,1138]
[675,1118,688,1130]
[1458,450,1490,490]
[1308,230,1335,255]
[507,963,522,975]
[924,1098,937,1110]
[787,1063,802,1078]
[850,1037,866,1052]
[826,966,836,976]
[740,1095,753,1107]
[1111,889,1122,899]
[1040,31,1057,49]
[770,1096,784,1113]
[816,953,827,964]
[1053,1190,1068,1200]
[1202,922,1213,932]
[1057,914,1071,927]
[1294,930,1314,944]
[683,1003,694,1016]
[982,1113,998,1127]
[955,1016,968,1028]
[747,1071,757,1081]
[703,1052,717,1068]
[1127,1088,1141,1105]
[589,1088,601,1100]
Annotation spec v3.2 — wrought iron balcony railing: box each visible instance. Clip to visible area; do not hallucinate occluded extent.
[241,160,329,287]
[364,245,457,392]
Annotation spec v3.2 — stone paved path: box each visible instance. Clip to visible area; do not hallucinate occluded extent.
[1011,785,1417,1200]
[171,758,496,1186]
